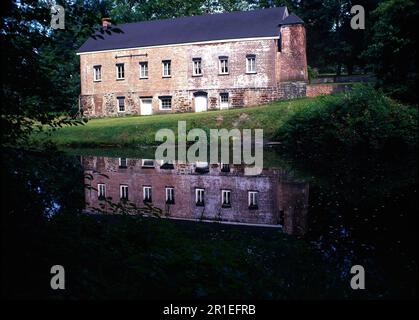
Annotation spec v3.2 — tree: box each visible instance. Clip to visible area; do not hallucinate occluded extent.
[364,0,418,103]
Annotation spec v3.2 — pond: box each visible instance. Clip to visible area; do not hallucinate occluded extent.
[1,146,417,298]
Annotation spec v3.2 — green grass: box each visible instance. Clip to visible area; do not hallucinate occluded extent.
[34,98,312,147]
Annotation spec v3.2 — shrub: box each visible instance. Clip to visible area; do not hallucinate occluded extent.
[275,84,418,157]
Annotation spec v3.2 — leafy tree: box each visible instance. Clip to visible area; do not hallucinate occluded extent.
[0,0,120,146]
[364,0,419,103]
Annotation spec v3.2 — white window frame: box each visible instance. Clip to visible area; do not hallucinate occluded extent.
[117,96,125,112]
[246,55,256,73]
[221,189,231,206]
[93,65,102,81]
[97,183,106,199]
[220,92,229,109]
[139,61,148,79]
[165,187,175,203]
[162,60,171,77]
[143,186,152,202]
[120,185,129,200]
[248,191,258,207]
[195,188,205,205]
[159,97,172,110]
[116,63,125,80]
[192,59,202,76]
[119,157,127,167]
[141,159,154,168]
[219,57,229,75]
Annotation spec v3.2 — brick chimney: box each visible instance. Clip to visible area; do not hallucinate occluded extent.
[101,17,112,29]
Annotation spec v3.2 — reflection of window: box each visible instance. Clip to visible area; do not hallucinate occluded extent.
[93,65,102,81]
[119,157,127,168]
[143,186,152,203]
[117,96,125,112]
[160,160,174,170]
[248,191,258,209]
[246,54,256,73]
[195,162,209,174]
[120,185,129,200]
[166,187,175,204]
[162,60,171,77]
[221,189,231,207]
[195,188,205,206]
[221,163,230,172]
[279,209,285,226]
[142,159,154,168]
[192,58,202,76]
[219,56,229,74]
[139,62,148,79]
[116,63,125,79]
[98,183,106,199]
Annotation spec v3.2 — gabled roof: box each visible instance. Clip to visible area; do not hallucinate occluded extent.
[77,7,304,54]
[281,12,304,25]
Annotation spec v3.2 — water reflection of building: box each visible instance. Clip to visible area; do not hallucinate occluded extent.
[82,156,309,235]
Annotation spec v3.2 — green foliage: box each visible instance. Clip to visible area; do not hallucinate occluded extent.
[307,65,319,82]
[275,85,418,157]
[363,0,419,103]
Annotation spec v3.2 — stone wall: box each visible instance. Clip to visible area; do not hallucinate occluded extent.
[79,27,309,117]
[306,83,351,98]
[81,82,307,116]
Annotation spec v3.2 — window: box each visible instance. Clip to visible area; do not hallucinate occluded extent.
[159,96,172,110]
[139,62,148,79]
[120,185,129,200]
[117,96,125,112]
[246,54,256,73]
[119,157,127,168]
[220,93,229,109]
[98,183,106,199]
[221,190,231,207]
[195,161,209,174]
[142,159,154,168]
[192,58,202,76]
[195,188,205,206]
[166,187,175,204]
[219,56,229,74]
[160,160,174,170]
[248,191,258,209]
[221,163,230,172]
[116,63,125,80]
[162,60,171,77]
[279,210,285,226]
[93,65,102,81]
[143,186,152,203]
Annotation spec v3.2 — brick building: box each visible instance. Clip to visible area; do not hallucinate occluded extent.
[82,156,309,235]
[77,7,308,117]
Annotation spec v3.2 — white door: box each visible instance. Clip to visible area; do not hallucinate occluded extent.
[195,95,208,112]
[140,98,153,115]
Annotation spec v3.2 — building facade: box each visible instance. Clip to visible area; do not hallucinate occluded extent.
[78,7,308,117]
[82,156,309,235]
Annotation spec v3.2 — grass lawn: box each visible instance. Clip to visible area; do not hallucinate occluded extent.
[34,98,312,147]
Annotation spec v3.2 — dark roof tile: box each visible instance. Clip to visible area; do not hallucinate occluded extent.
[78,7,303,53]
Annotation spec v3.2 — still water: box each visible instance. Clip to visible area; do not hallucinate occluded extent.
[75,147,417,298]
[3,146,417,298]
